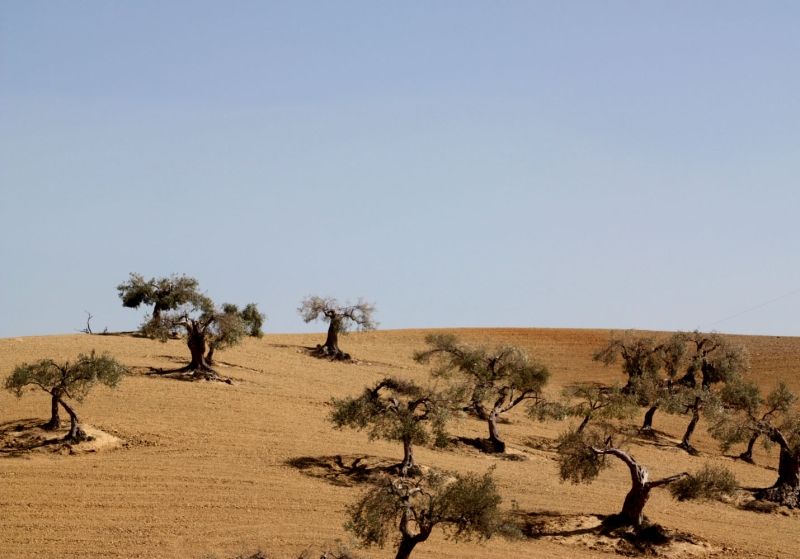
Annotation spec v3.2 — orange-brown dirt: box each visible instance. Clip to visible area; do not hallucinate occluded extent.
[1,328,798,558]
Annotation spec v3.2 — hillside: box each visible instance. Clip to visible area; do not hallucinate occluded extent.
[1,328,799,559]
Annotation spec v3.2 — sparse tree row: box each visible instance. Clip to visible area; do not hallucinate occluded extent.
[3,276,798,559]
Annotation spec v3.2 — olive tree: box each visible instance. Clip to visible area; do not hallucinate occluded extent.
[670,331,750,453]
[4,351,128,441]
[345,468,511,559]
[117,273,202,322]
[298,296,377,360]
[531,383,638,433]
[414,333,550,453]
[593,331,686,432]
[709,380,800,506]
[557,428,688,528]
[142,294,251,381]
[330,378,453,475]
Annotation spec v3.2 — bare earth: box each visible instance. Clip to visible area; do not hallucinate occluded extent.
[1,328,798,559]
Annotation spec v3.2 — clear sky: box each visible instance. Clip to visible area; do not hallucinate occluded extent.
[1,1,798,338]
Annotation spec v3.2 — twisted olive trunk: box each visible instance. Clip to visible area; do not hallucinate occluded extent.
[775,447,800,488]
[395,534,427,559]
[58,398,86,442]
[43,392,61,430]
[186,322,213,372]
[739,433,759,463]
[640,405,658,432]
[395,497,432,559]
[322,316,342,356]
[679,397,702,453]
[488,409,506,453]
[400,439,417,476]
[576,413,591,433]
[759,430,800,507]
[593,447,687,528]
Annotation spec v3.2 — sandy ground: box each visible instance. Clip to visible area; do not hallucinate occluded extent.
[0,328,798,558]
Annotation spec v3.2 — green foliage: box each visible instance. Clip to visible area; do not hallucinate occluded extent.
[140,289,251,353]
[709,380,800,455]
[330,378,453,450]
[414,333,550,415]
[533,383,637,430]
[677,331,750,389]
[208,305,250,352]
[593,331,666,380]
[5,351,128,401]
[669,464,739,501]
[117,273,203,314]
[220,303,266,338]
[298,296,378,334]
[139,290,215,343]
[345,468,511,550]
[240,303,266,338]
[554,428,610,484]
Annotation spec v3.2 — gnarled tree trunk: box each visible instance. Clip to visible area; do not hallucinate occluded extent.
[58,398,86,442]
[395,534,427,559]
[640,405,658,432]
[487,409,506,453]
[323,317,341,354]
[313,316,350,360]
[186,322,214,373]
[679,397,701,454]
[400,439,418,475]
[739,433,759,463]
[43,392,61,430]
[395,497,432,559]
[593,446,687,528]
[758,431,800,507]
[576,413,592,433]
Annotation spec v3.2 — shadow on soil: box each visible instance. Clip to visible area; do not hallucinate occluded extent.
[517,509,706,556]
[452,437,529,460]
[286,454,399,487]
[0,418,71,457]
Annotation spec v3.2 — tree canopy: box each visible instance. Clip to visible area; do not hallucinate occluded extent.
[414,333,550,452]
[345,468,512,559]
[593,330,687,432]
[531,382,638,434]
[330,377,454,474]
[117,273,203,322]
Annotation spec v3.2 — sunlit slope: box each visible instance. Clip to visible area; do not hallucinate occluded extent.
[1,329,798,559]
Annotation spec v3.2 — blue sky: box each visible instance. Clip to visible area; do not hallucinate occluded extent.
[1,1,799,338]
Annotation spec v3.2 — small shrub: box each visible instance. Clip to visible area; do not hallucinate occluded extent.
[669,464,739,501]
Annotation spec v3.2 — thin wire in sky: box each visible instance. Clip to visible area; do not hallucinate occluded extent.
[701,287,800,329]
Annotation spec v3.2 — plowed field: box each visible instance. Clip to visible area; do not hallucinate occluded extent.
[1,329,798,558]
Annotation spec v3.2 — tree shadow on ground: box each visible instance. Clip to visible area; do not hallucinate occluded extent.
[155,355,189,364]
[0,418,73,457]
[143,366,233,384]
[285,454,400,487]
[451,437,528,460]
[524,435,559,453]
[516,509,709,556]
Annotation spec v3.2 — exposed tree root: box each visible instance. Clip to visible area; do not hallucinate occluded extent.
[755,484,800,508]
[678,441,700,456]
[310,344,353,361]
